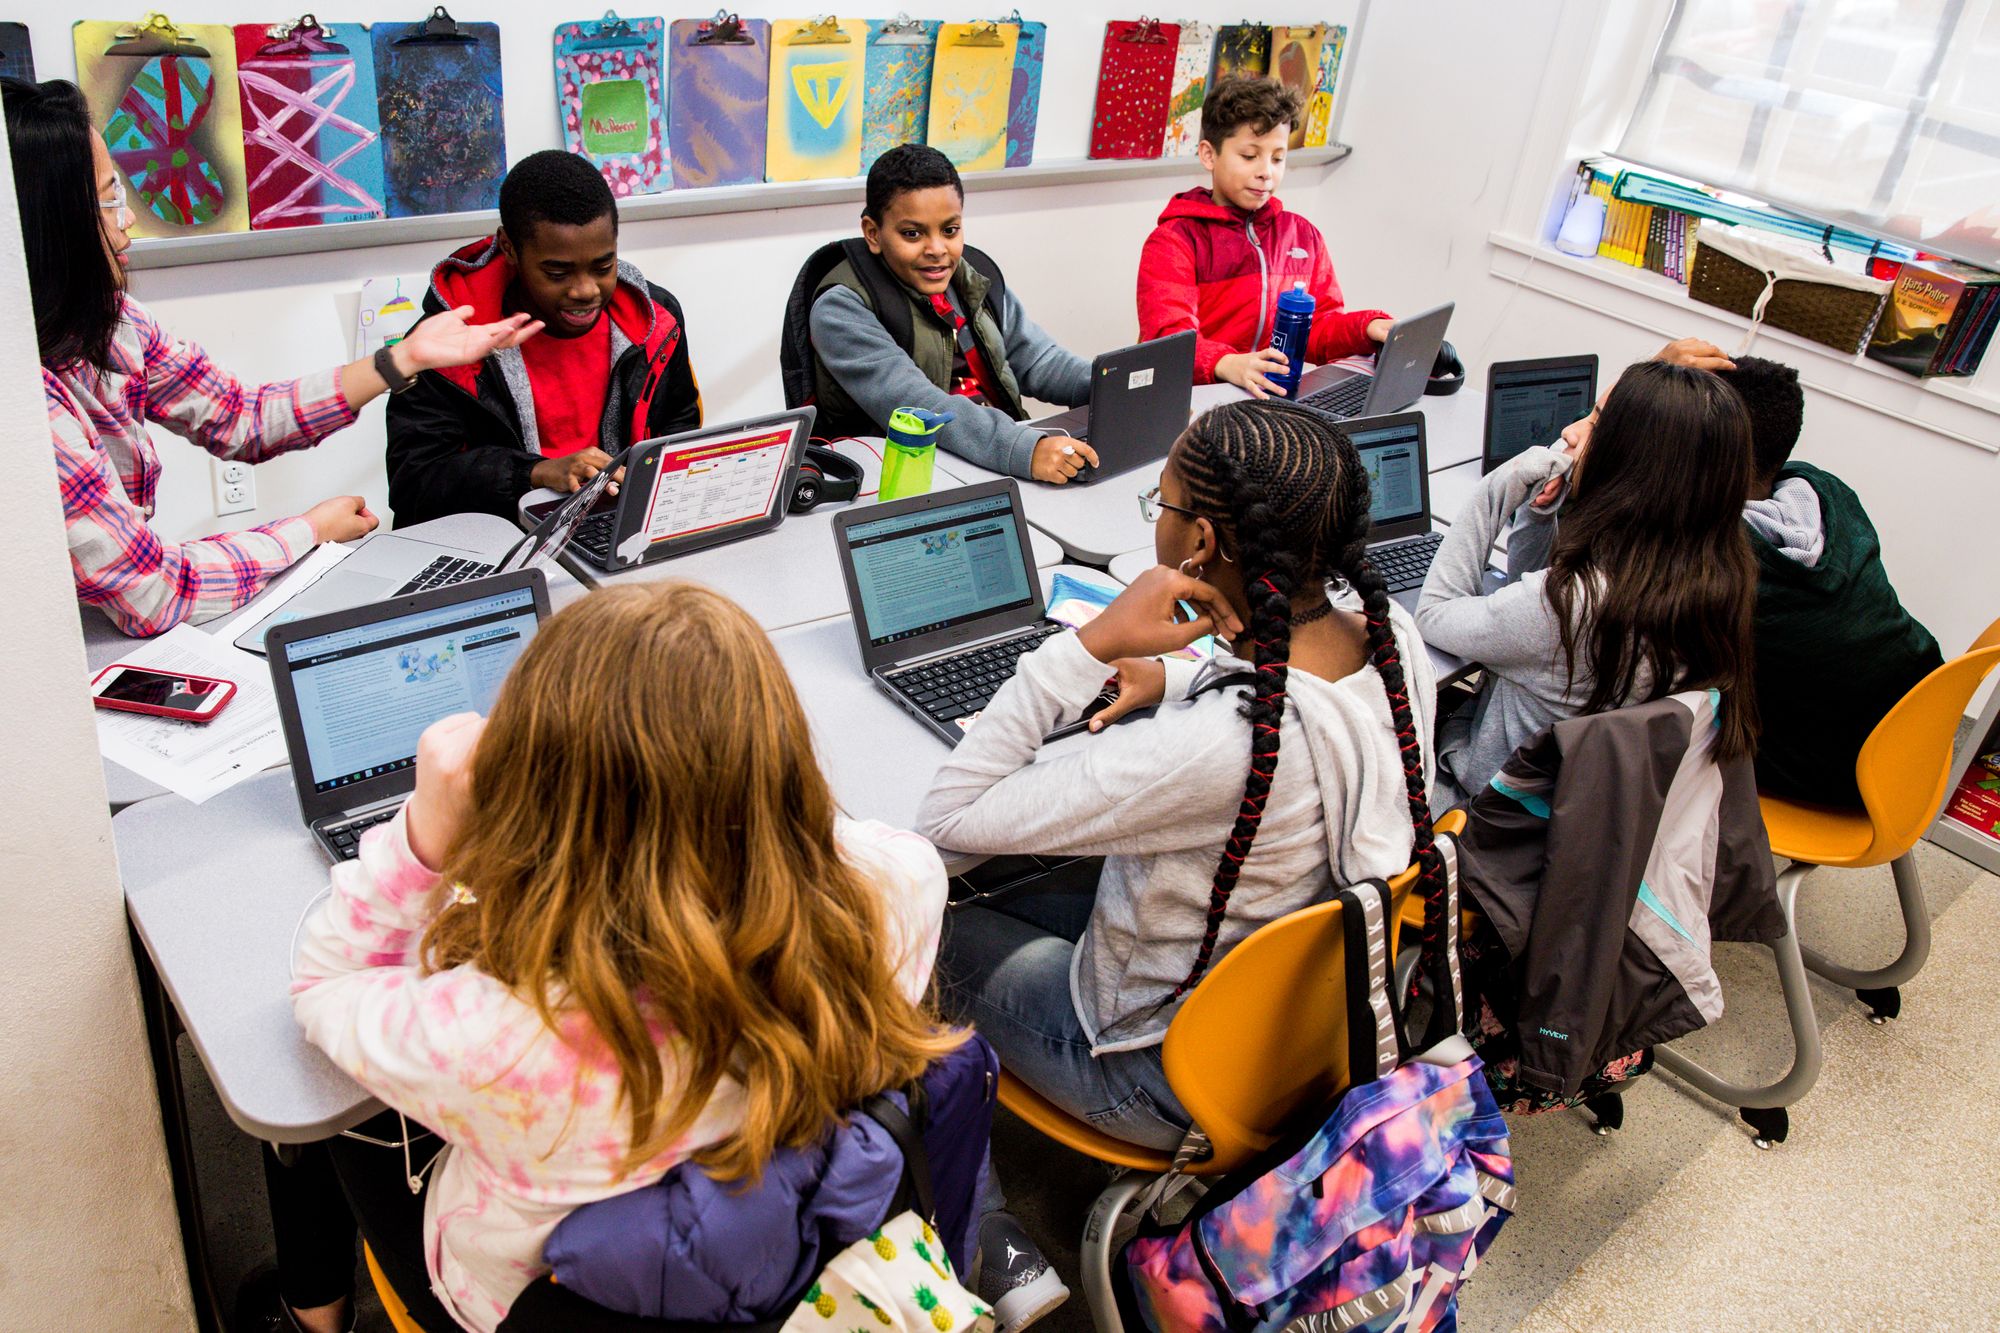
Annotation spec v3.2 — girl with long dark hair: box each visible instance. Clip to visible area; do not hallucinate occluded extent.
[4,77,537,637]
[917,399,1441,1329]
[1416,358,1759,808]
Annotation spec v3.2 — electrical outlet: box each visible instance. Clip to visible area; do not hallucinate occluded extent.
[213,459,256,516]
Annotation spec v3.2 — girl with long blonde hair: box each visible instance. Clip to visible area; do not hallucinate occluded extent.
[293,583,958,1333]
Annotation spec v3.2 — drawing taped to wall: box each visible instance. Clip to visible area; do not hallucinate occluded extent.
[233,17,385,230]
[554,11,669,196]
[75,13,250,237]
[372,8,505,218]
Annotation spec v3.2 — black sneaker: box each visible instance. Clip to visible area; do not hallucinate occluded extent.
[975,1211,1070,1332]
[232,1263,356,1333]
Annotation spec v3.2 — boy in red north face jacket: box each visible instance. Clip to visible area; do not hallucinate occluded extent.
[1136,75,1391,396]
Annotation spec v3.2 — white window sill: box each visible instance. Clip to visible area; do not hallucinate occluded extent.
[1486,232,2000,454]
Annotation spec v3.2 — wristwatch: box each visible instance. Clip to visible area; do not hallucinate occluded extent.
[374,344,417,395]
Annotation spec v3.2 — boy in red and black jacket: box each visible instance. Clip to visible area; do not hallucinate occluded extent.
[1136,75,1391,397]
[386,150,702,527]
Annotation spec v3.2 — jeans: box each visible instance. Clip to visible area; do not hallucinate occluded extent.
[937,872,1192,1177]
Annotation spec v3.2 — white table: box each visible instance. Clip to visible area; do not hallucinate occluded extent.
[85,512,583,811]
[521,436,1059,631]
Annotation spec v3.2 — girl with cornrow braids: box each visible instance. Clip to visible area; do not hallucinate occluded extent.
[919,399,1438,1163]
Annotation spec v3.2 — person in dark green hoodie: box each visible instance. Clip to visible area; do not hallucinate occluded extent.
[1715,355,1943,806]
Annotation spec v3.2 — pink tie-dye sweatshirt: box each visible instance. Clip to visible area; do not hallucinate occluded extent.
[292,809,948,1333]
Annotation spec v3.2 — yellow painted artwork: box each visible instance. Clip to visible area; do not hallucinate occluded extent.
[765,17,867,182]
[73,14,249,237]
[926,22,1018,172]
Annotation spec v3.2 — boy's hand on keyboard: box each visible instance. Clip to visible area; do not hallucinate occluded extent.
[1031,434,1099,484]
[1078,566,1243,663]
[530,449,624,495]
[1087,658,1166,732]
[1215,348,1289,399]
[406,712,486,872]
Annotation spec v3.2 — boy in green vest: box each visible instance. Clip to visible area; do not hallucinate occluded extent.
[808,144,1099,483]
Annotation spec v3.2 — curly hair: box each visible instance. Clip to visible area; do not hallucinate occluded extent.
[1200,74,1304,149]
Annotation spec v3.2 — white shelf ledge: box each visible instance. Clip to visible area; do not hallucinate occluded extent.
[127,143,1353,271]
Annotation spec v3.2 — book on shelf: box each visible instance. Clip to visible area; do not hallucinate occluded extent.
[1864,258,2000,378]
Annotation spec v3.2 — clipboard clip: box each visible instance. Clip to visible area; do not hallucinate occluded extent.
[108,13,209,59]
[790,16,851,45]
[951,20,1007,48]
[1122,17,1172,44]
[572,10,644,51]
[260,14,349,52]
[694,11,755,45]
[395,6,478,46]
[875,13,932,46]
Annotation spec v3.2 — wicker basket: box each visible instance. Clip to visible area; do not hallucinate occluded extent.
[1688,224,1891,354]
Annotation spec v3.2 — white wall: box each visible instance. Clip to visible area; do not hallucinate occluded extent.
[0,92,194,1333]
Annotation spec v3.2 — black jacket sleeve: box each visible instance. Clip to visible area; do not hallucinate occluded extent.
[383,308,541,532]
[642,286,704,440]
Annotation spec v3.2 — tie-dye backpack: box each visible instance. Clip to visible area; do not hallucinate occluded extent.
[1119,837,1515,1333]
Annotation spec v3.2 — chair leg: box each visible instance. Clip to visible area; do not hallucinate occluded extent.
[1081,1171,1155,1333]
[1796,851,1931,1021]
[1653,868,1822,1147]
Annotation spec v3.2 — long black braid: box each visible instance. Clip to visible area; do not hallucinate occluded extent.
[1167,398,1413,996]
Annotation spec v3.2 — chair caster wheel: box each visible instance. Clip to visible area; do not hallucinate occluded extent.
[1857,986,1901,1023]
[1584,1092,1624,1135]
[1740,1105,1788,1148]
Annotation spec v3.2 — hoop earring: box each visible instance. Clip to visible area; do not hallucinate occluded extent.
[1178,558,1205,579]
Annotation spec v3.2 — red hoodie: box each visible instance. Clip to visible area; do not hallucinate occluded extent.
[1137,188,1389,384]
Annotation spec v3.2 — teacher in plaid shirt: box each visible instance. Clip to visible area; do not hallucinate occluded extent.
[6,78,540,638]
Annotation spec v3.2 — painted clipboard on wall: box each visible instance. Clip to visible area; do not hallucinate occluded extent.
[1001,12,1045,168]
[668,12,769,189]
[766,16,866,182]
[233,16,385,230]
[0,22,35,80]
[1208,21,1269,88]
[926,20,1017,172]
[1301,23,1346,148]
[860,16,937,171]
[1089,18,1180,162]
[1269,24,1326,149]
[75,13,250,237]
[372,7,505,218]
[1160,20,1214,158]
[554,12,669,197]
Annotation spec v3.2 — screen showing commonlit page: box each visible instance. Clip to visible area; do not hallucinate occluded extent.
[1349,422,1426,527]
[283,587,538,793]
[845,492,1035,647]
[640,424,795,547]
[1487,363,1595,467]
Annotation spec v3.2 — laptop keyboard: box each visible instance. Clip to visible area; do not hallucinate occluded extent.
[887,623,1066,725]
[1296,375,1373,419]
[1373,531,1445,593]
[571,511,618,566]
[322,805,401,861]
[392,555,497,596]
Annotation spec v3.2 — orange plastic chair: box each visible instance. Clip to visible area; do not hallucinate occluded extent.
[364,1242,430,1333]
[998,809,1465,1332]
[1762,617,2000,1019]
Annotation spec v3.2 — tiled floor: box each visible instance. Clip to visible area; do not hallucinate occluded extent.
[180,840,1997,1331]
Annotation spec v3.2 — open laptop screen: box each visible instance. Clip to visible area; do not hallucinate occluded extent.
[1484,356,1597,472]
[280,584,540,794]
[843,491,1036,648]
[634,420,798,551]
[1348,417,1427,532]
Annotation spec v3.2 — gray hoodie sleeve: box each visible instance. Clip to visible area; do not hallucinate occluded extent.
[1415,446,1573,675]
[810,285,1061,478]
[994,286,1094,411]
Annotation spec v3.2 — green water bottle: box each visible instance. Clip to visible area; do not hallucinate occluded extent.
[879,406,954,501]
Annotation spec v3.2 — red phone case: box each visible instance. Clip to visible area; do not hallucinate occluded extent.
[1089,19,1180,160]
[91,663,239,721]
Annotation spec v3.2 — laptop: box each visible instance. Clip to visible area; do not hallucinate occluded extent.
[1293,301,1456,420]
[1344,411,1442,610]
[231,458,614,655]
[265,569,552,863]
[831,480,1112,746]
[1026,331,1196,484]
[1482,354,1599,473]
[521,409,814,571]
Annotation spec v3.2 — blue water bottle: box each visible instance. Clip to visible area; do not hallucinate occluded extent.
[1269,281,1315,399]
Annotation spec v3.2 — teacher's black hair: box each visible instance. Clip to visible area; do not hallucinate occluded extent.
[3,78,124,373]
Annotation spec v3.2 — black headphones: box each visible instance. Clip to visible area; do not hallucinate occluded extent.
[1425,339,1466,396]
[789,444,865,513]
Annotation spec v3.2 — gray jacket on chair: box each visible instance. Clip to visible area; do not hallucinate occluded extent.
[1457,689,1785,1097]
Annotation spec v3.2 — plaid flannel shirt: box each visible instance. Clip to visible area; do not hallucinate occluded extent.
[46,296,358,636]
